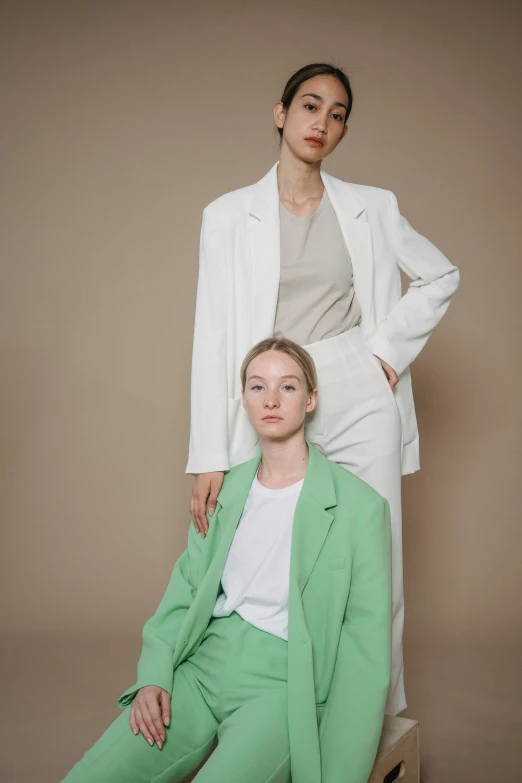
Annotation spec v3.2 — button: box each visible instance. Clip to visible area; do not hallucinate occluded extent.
[183,640,188,646]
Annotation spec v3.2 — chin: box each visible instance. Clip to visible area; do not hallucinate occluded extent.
[300,148,327,164]
[258,424,288,440]
[286,138,326,164]
[259,421,284,433]
[259,422,305,443]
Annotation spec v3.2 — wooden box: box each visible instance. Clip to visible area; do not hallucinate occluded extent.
[368,715,420,783]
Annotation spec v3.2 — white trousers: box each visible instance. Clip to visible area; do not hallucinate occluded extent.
[303,326,405,716]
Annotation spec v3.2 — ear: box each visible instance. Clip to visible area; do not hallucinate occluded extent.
[274,101,286,130]
[341,124,349,140]
[306,388,318,414]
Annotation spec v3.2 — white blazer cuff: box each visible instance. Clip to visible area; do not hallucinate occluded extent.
[185,453,230,476]
[366,331,408,378]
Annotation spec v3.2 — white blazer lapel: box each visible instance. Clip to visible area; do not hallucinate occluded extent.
[248,163,281,345]
[321,171,375,335]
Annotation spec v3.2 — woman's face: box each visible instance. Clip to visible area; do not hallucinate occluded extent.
[274,74,349,163]
[242,350,317,443]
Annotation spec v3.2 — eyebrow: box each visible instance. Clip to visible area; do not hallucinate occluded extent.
[301,92,348,112]
[247,374,302,382]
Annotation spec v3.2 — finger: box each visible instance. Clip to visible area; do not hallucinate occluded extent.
[160,690,171,727]
[194,494,206,535]
[200,505,209,535]
[141,701,163,748]
[146,695,166,745]
[190,494,198,532]
[199,487,212,531]
[135,701,155,745]
[197,511,207,538]
[207,490,217,517]
[196,496,208,538]
[130,704,139,736]
[135,705,154,746]
[207,490,218,518]
[190,495,201,534]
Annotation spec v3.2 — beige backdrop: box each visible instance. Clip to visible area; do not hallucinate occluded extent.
[1,1,521,782]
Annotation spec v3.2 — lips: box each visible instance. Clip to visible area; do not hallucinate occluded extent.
[306,137,324,147]
[262,416,282,421]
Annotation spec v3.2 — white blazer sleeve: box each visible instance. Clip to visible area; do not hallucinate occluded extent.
[185,210,230,475]
[366,192,460,377]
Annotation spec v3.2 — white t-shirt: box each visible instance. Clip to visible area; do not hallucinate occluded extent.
[212,472,304,641]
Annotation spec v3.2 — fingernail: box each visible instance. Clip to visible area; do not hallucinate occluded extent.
[148,738,153,746]
[158,741,163,750]
[208,508,214,516]
[164,717,170,726]
[133,729,138,735]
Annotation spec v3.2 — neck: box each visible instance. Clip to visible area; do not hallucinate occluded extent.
[277,145,324,206]
[257,433,309,488]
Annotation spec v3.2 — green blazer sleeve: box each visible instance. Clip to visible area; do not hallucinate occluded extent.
[117,523,202,707]
[320,497,392,783]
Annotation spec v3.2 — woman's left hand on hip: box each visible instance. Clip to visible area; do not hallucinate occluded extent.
[377,356,399,389]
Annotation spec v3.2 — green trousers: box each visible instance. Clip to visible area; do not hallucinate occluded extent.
[62,613,291,783]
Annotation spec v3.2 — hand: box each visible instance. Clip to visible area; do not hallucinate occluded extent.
[190,471,224,537]
[130,685,170,749]
[376,356,399,390]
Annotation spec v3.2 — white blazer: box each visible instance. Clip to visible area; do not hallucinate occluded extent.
[186,163,460,476]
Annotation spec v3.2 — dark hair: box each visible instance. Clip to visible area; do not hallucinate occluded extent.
[277,63,353,138]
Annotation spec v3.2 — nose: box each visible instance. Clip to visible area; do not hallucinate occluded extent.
[312,110,328,134]
[264,395,280,409]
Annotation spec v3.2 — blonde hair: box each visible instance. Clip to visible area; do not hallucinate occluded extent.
[240,337,318,392]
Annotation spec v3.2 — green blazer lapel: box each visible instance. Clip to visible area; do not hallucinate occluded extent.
[287,444,337,783]
[291,443,337,594]
[173,454,261,665]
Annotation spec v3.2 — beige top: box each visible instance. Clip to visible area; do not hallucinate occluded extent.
[274,190,361,346]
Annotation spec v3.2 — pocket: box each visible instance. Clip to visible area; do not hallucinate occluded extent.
[328,557,345,571]
[367,352,400,410]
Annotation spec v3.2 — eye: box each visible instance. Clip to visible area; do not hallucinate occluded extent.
[304,103,317,112]
[250,384,263,391]
[332,113,344,122]
[282,384,296,392]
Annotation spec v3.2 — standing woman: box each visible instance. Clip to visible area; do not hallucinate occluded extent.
[187,62,460,716]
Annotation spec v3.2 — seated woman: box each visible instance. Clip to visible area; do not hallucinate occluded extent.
[62,337,392,783]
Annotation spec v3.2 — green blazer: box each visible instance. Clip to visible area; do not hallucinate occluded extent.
[119,443,392,783]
